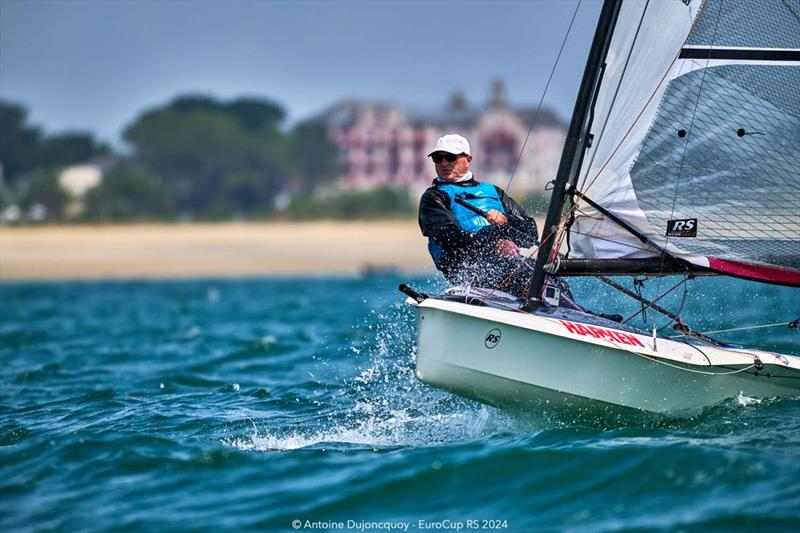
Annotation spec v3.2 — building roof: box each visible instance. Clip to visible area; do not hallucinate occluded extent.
[407,104,565,130]
[313,100,402,129]
[313,85,567,131]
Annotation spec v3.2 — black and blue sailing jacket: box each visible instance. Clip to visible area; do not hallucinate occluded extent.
[436,181,506,234]
[418,177,538,277]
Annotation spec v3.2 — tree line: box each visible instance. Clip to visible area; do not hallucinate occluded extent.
[0,96,413,222]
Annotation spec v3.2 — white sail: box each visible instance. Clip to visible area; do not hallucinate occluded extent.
[569,0,800,285]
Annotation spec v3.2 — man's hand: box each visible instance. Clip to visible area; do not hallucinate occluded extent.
[495,239,520,257]
[486,209,508,225]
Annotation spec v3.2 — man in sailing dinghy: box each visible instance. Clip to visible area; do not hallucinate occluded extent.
[419,134,580,304]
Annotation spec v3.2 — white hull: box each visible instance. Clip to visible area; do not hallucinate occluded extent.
[411,297,800,416]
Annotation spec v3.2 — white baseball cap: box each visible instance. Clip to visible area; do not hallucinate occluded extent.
[428,134,471,157]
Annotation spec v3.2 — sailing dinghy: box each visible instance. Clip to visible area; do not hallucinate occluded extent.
[401,0,800,415]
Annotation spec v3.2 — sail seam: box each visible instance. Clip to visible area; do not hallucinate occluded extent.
[577,0,712,199]
[780,0,800,24]
[568,1,652,260]
[573,191,663,253]
[573,40,685,200]
[576,1,652,194]
[656,0,727,296]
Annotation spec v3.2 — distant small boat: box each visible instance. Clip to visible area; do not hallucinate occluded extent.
[401,0,800,415]
[360,263,400,278]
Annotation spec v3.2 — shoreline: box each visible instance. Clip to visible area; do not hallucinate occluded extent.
[0,221,435,281]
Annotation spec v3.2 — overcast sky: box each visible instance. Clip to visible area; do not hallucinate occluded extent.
[0,0,602,147]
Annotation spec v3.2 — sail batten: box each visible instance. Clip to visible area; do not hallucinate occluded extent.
[679,47,800,61]
[567,0,800,287]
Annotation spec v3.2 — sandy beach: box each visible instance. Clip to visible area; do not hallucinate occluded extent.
[0,221,435,281]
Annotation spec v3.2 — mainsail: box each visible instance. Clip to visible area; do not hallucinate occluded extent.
[567,0,800,286]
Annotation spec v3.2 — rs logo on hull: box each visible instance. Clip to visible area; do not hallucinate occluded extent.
[485,328,502,349]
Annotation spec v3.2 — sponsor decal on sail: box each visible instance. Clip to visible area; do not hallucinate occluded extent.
[560,321,645,347]
[666,218,697,237]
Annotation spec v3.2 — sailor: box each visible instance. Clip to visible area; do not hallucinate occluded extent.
[418,133,541,298]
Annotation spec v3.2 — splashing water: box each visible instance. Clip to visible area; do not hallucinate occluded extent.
[736,391,762,407]
[224,298,519,451]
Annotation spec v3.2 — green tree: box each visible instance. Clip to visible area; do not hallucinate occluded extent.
[38,132,110,169]
[290,119,339,194]
[20,169,68,219]
[1,101,110,181]
[83,164,175,221]
[0,100,42,181]
[227,98,285,132]
[1,100,111,222]
[123,95,291,218]
[219,170,274,216]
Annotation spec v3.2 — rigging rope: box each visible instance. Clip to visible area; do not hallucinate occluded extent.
[620,275,692,330]
[504,0,582,193]
[573,0,652,195]
[630,352,758,376]
[567,228,658,254]
[474,1,582,303]
[653,0,725,311]
[701,320,800,335]
[660,279,688,332]
[633,277,648,323]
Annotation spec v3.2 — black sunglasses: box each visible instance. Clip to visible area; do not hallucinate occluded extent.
[431,152,465,164]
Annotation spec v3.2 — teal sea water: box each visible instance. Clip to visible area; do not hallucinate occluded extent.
[1,275,798,532]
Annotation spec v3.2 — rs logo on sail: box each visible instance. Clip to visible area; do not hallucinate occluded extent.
[560,321,645,347]
[666,218,698,237]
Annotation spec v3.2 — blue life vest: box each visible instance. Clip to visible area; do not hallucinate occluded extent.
[428,181,506,264]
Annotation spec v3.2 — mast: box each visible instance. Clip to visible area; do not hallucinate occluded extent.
[528,0,623,301]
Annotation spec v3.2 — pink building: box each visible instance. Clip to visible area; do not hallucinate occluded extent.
[316,81,566,198]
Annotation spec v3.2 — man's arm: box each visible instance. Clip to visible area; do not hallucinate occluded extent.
[496,187,539,247]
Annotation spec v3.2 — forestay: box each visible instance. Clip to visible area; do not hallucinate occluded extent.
[568,0,800,286]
